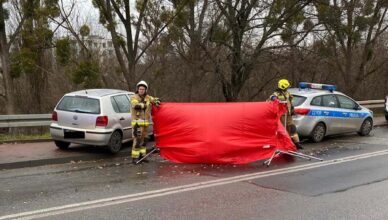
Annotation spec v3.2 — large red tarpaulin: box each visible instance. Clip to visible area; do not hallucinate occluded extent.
[152,101,296,164]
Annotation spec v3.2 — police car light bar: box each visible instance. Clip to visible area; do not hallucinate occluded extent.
[299,82,336,92]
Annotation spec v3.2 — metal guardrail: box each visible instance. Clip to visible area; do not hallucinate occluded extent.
[358,100,385,109]
[0,100,385,128]
[0,114,52,128]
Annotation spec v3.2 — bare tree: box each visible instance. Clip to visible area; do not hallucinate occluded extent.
[50,0,105,89]
[92,0,190,89]
[0,0,25,114]
[147,0,212,100]
[314,0,388,95]
[207,0,313,101]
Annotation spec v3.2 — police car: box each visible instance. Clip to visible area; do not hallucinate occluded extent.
[289,82,374,142]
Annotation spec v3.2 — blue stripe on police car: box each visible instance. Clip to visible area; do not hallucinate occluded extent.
[307,109,370,118]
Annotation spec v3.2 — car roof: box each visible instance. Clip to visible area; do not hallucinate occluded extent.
[65,89,134,98]
[288,87,344,97]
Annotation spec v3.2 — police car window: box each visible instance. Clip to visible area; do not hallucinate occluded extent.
[337,95,356,110]
[112,95,130,113]
[292,95,306,107]
[322,95,339,108]
[311,96,322,106]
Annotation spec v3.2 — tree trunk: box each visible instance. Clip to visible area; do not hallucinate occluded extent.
[0,5,15,114]
[128,61,136,90]
[0,46,16,114]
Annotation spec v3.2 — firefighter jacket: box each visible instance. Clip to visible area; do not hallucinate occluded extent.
[130,94,158,127]
[269,89,294,115]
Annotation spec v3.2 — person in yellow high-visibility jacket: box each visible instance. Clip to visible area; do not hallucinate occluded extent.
[130,80,160,164]
[269,79,303,150]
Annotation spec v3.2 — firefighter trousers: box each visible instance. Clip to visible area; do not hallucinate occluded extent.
[131,125,149,159]
[281,114,300,143]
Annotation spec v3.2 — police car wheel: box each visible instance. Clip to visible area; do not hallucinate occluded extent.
[358,118,372,136]
[385,114,388,122]
[108,130,123,154]
[310,123,326,143]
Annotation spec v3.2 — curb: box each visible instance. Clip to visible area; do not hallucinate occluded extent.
[0,150,130,170]
[0,138,52,145]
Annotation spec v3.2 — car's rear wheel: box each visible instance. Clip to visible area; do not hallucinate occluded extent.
[385,114,388,122]
[54,140,70,150]
[358,118,373,136]
[310,123,326,143]
[108,130,122,153]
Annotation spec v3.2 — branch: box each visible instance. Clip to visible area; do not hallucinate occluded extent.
[135,0,192,64]
[249,71,279,100]
[110,0,127,24]
[200,42,227,82]
[252,0,313,60]
[198,0,208,35]
[365,58,388,78]
[138,58,155,80]
[8,15,25,47]
[51,0,90,54]
[214,0,235,27]
[134,0,149,56]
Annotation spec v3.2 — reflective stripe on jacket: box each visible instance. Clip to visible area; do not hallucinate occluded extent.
[131,120,152,126]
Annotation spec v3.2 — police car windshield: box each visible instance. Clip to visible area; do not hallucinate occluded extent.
[292,95,306,107]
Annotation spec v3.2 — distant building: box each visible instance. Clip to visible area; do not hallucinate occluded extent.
[83,35,115,56]
[60,35,115,58]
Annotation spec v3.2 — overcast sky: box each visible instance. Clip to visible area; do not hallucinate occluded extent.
[56,0,109,38]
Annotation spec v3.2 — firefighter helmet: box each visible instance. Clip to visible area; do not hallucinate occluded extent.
[278,79,290,90]
[136,80,148,92]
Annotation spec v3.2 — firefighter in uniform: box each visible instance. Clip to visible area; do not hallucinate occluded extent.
[130,80,160,164]
[269,79,303,150]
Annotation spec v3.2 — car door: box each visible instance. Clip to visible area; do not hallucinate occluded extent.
[336,95,363,132]
[320,94,342,134]
[110,94,132,141]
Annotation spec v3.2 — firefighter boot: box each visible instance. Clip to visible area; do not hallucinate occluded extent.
[139,146,149,163]
[132,148,141,164]
[132,157,140,164]
[295,142,303,150]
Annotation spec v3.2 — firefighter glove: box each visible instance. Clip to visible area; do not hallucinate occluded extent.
[155,98,161,107]
[134,103,145,110]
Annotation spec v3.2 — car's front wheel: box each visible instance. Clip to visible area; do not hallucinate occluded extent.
[310,123,326,143]
[385,113,388,122]
[54,140,70,150]
[108,130,122,153]
[358,118,373,136]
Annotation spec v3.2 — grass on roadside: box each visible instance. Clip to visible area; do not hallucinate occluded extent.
[0,133,51,142]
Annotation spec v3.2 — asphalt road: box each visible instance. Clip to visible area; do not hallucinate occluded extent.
[1,126,388,220]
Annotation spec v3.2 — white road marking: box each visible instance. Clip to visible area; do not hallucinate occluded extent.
[2,149,388,220]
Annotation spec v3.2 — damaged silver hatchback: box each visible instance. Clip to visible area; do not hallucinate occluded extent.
[50,89,142,153]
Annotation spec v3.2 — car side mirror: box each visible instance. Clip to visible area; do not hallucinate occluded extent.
[354,105,362,111]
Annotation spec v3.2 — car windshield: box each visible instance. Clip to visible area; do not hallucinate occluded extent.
[292,95,307,107]
[56,96,100,114]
